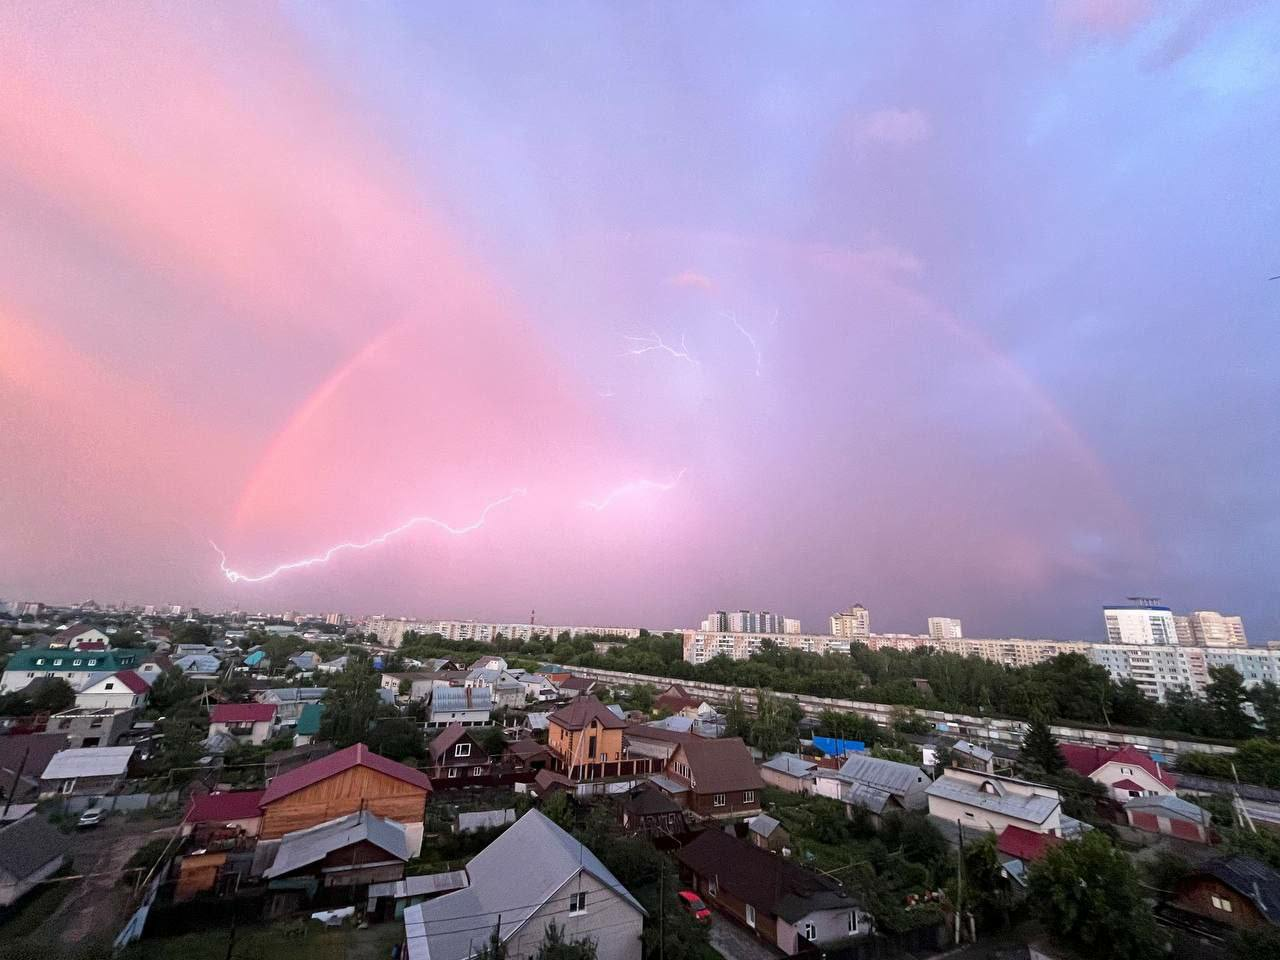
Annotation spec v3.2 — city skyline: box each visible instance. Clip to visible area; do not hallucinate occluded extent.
[2,4,1278,639]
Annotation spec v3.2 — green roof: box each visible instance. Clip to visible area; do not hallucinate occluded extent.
[295,702,325,736]
[4,649,142,674]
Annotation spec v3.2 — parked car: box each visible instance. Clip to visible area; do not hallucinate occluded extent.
[677,890,711,923]
[77,808,106,828]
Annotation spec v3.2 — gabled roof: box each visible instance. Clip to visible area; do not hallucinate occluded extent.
[835,754,929,797]
[210,703,276,724]
[953,740,993,763]
[556,676,596,692]
[261,742,431,805]
[264,811,410,878]
[429,684,492,714]
[925,774,1060,825]
[0,815,72,881]
[762,753,818,778]
[1194,856,1280,924]
[625,723,697,745]
[1059,743,1177,789]
[674,737,764,794]
[184,790,265,824]
[58,623,103,641]
[997,824,1061,862]
[404,810,645,960]
[1125,794,1211,825]
[677,829,857,922]
[549,696,628,731]
[112,670,150,693]
[622,784,684,817]
[749,813,783,838]
[428,723,484,763]
[1111,778,1144,792]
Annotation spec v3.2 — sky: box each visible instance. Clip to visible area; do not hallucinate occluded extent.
[1,1,1277,640]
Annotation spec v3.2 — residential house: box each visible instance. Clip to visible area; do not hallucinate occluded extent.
[287,652,321,672]
[1059,744,1177,802]
[209,703,277,746]
[427,682,492,728]
[555,676,597,700]
[316,656,348,674]
[622,723,696,763]
[427,724,494,787]
[466,668,527,710]
[181,789,265,838]
[259,742,431,855]
[619,784,688,838]
[656,736,764,819]
[655,684,712,718]
[381,672,441,701]
[257,687,327,724]
[0,815,73,906]
[174,643,221,660]
[510,669,559,702]
[0,648,149,694]
[748,813,791,853]
[74,670,150,710]
[47,706,138,748]
[403,809,646,960]
[1124,794,1212,843]
[292,702,325,746]
[39,745,134,797]
[678,829,872,955]
[813,755,931,822]
[951,740,996,774]
[547,697,628,772]
[53,623,111,649]
[1170,856,1280,932]
[0,734,70,803]
[761,753,818,794]
[926,768,1063,836]
[264,810,411,888]
[469,656,508,672]
[504,739,552,775]
[173,654,221,679]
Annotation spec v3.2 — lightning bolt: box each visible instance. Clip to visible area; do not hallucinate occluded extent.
[581,468,688,512]
[211,488,528,583]
[724,311,762,376]
[621,331,698,365]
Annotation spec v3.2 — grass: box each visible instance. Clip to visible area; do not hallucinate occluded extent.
[117,920,403,960]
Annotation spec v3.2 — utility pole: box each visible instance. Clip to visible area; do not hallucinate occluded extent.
[955,819,965,946]
[659,865,665,960]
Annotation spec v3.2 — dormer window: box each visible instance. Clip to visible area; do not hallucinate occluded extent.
[53,659,64,666]
[73,659,83,666]
[455,742,471,758]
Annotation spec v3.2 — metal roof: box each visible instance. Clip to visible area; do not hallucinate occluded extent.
[369,870,469,900]
[404,809,645,960]
[1124,793,1211,824]
[953,740,994,762]
[926,774,1060,825]
[762,752,817,777]
[836,754,928,797]
[749,813,782,837]
[41,745,134,780]
[844,782,894,815]
[264,810,410,878]
[0,815,72,882]
[429,684,492,714]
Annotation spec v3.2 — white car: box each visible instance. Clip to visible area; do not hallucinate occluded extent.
[77,808,106,828]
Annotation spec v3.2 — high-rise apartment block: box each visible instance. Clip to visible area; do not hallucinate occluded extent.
[1174,611,1247,647]
[927,617,963,640]
[830,604,869,640]
[782,618,802,635]
[1103,603,1178,645]
[701,610,793,634]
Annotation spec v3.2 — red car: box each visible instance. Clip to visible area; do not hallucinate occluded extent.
[677,890,712,923]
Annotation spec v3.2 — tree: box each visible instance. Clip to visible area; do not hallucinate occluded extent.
[627,683,654,714]
[1249,681,1280,741]
[723,690,750,740]
[319,658,382,748]
[1020,716,1064,774]
[751,689,800,756]
[147,667,196,714]
[534,922,597,960]
[1206,666,1256,740]
[172,622,211,646]
[367,717,426,763]
[29,678,75,713]
[949,836,1011,932]
[1028,831,1165,959]
[541,790,574,830]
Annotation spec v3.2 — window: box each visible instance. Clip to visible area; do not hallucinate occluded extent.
[964,811,975,818]
[802,922,816,941]
[73,659,83,666]
[745,904,756,928]
[53,659,64,666]
[743,791,755,804]
[848,912,857,934]
[569,892,587,915]
[707,877,718,897]
[1211,895,1233,913]
[104,682,115,690]
[35,659,45,666]
[713,793,726,807]
[455,742,471,757]
[447,767,460,778]
[472,766,484,776]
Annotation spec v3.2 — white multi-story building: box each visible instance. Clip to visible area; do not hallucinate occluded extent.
[782,618,802,635]
[1085,644,1280,700]
[682,630,851,664]
[364,617,641,647]
[700,610,794,634]
[927,617,963,640]
[1174,611,1247,647]
[1103,604,1178,645]
[830,604,869,640]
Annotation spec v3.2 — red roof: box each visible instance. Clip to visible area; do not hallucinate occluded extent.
[260,742,431,805]
[184,789,265,823]
[1111,778,1144,791]
[112,670,149,694]
[998,825,1061,862]
[1058,743,1176,789]
[210,703,277,724]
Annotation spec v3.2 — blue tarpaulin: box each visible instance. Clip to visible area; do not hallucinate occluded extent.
[812,737,865,757]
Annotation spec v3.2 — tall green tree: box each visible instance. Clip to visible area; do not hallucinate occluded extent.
[751,689,799,756]
[1028,831,1165,959]
[1248,681,1280,741]
[1205,666,1256,740]
[1019,716,1064,774]
[318,657,382,747]
[722,690,750,740]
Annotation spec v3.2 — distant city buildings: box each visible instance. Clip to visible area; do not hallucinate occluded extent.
[683,630,852,663]
[927,617,963,640]
[1103,602,1179,646]
[324,612,345,627]
[1174,611,1247,647]
[699,610,797,634]
[830,604,869,640]
[364,618,643,647]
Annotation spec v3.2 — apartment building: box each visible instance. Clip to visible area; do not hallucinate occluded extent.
[364,618,641,647]
[927,617,963,640]
[1103,604,1178,645]
[830,604,870,640]
[1174,611,1247,647]
[1086,645,1280,700]
[682,631,851,664]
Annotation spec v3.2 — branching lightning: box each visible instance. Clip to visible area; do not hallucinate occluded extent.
[724,311,762,376]
[211,488,527,583]
[581,468,688,512]
[621,331,698,365]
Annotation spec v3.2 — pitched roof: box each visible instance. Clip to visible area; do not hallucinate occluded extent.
[184,790,266,824]
[1109,745,1177,788]
[549,696,628,731]
[1195,856,1280,924]
[675,737,764,794]
[264,811,410,878]
[4,649,136,673]
[625,723,698,745]
[0,733,72,781]
[505,739,551,759]
[210,703,276,724]
[749,813,783,838]
[677,829,856,922]
[556,676,596,692]
[428,723,482,762]
[997,824,1061,862]
[429,684,492,714]
[58,623,102,641]
[835,754,929,797]
[110,670,150,694]
[1111,778,1144,792]
[953,740,994,763]
[762,753,818,778]
[295,702,325,736]
[404,810,645,960]
[41,746,134,780]
[623,784,684,817]
[925,774,1060,825]
[1058,743,1177,789]
[261,742,431,805]
[0,815,72,881]
[1125,794,1212,825]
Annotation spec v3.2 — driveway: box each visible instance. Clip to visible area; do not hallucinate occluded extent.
[708,916,784,960]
